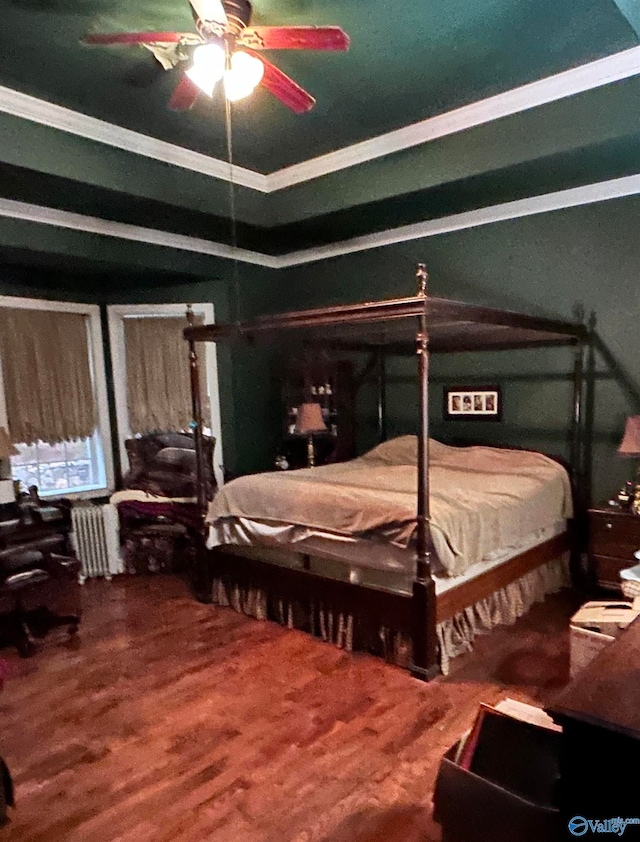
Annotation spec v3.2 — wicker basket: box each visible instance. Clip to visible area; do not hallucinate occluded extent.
[621,579,640,599]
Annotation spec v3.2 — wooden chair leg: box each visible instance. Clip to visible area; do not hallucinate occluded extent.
[192,543,213,604]
[57,615,80,635]
[15,614,36,658]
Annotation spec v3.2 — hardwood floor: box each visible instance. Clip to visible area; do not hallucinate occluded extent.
[0,575,580,842]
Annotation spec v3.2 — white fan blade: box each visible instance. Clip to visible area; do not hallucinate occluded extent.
[189,0,227,25]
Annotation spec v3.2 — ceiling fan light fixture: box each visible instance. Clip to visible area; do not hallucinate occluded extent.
[223,50,264,102]
[186,42,225,96]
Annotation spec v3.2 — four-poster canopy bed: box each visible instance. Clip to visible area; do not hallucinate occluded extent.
[184,265,589,681]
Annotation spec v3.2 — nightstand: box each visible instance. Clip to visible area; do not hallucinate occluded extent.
[588,504,640,590]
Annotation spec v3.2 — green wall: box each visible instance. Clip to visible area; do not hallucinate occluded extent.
[263,195,640,504]
[3,191,639,504]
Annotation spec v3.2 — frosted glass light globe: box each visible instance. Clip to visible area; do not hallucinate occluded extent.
[224,51,264,102]
[186,43,225,97]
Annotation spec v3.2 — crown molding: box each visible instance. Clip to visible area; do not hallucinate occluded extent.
[0,174,639,269]
[0,85,267,192]
[275,173,640,266]
[0,197,279,267]
[268,45,640,191]
[2,45,640,194]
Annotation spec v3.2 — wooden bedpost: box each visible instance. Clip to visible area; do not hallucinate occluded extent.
[186,305,208,513]
[570,337,585,505]
[410,264,439,681]
[376,349,387,443]
[570,333,587,586]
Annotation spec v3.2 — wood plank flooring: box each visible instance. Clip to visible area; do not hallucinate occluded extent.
[0,575,580,842]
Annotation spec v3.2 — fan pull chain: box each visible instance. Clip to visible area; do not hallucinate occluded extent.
[224,48,241,326]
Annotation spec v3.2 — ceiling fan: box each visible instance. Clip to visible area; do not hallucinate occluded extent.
[83,0,350,114]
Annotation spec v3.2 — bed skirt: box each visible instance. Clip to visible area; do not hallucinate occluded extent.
[209,552,570,675]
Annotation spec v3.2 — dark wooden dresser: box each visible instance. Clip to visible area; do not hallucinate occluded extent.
[547,613,640,821]
[588,504,640,590]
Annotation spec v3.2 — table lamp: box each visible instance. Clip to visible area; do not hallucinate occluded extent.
[617,415,640,513]
[294,402,327,468]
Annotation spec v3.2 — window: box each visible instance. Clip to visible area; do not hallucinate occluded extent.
[0,297,113,499]
[11,434,106,496]
[107,303,223,487]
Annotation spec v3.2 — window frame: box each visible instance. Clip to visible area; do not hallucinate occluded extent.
[107,303,224,489]
[0,295,114,499]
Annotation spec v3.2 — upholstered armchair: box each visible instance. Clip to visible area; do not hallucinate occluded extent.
[114,432,216,582]
[122,431,216,501]
[0,539,81,657]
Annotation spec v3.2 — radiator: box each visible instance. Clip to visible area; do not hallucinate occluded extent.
[71,503,123,583]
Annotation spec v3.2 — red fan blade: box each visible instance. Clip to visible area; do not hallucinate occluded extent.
[168,75,200,110]
[238,26,349,51]
[247,51,315,114]
[84,32,192,45]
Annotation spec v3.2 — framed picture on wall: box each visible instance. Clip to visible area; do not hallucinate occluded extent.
[443,386,502,421]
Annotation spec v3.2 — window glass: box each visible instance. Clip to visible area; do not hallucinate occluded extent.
[10,432,105,496]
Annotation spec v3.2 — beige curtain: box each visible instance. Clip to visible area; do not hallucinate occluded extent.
[0,427,18,459]
[0,308,97,445]
[124,315,207,435]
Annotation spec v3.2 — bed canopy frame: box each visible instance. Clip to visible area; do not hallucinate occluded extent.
[184,265,589,680]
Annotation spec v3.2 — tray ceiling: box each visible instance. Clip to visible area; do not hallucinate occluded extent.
[0,0,636,172]
[0,0,639,282]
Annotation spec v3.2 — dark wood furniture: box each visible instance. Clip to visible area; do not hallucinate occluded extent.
[184,264,590,681]
[0,496,73,564]
[433,612,640,836]
[0,754,14,827]
[0,497,80,656]
[117,500,206,581]
[588,503,640,590]
[547,613,640,817]
[277,356,355,470]
[114,431,216,593]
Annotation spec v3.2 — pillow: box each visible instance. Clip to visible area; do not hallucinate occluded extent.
[361,435,450,466]
[154,447,198,473]
[156,432,195,451]
[361,435,418,465]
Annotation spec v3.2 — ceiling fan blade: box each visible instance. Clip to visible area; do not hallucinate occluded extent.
[168,75,201,111]
[238,26,349,51]
[188,0,227,25]
[84,32,194,46]
[248,52,315,114]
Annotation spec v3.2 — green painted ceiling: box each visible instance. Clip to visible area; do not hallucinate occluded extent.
[0,0,639,282]
[0,0,636,171]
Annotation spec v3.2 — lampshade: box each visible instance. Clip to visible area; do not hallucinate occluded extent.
[618,416,640,457]
[294,403,326,435]
[0,427,18,460]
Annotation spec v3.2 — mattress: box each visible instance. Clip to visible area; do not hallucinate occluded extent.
[207,436,573,577]
[210,518,567,597]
